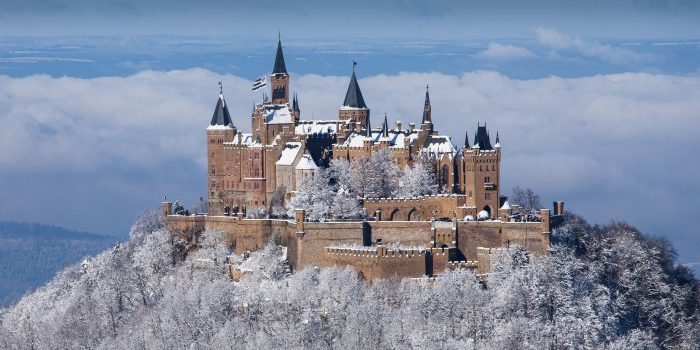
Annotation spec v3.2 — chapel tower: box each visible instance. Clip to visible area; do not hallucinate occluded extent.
[270,35,289,105]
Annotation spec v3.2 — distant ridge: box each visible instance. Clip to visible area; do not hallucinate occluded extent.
[0,221,116,307]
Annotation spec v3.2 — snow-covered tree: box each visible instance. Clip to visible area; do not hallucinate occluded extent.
[396,158,440,197]
[348,149,401,198]
[0,210,698,349]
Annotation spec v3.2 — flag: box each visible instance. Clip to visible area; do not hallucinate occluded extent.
[252,76,267,91]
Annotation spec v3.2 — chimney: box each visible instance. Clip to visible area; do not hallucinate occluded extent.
[395,120,402,131]
[408,122,415,133]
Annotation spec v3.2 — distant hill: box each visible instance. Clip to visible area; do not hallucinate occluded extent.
[0,221,116,306]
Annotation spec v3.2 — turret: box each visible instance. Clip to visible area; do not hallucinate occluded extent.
[339,61,370,129]
[271,34,289,105]
[207,83,235,215]
[292,93,301,124]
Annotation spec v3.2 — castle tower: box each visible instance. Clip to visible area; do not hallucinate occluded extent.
[207,84,236,215]
[271,35,289,105]
[339,62,370,129]
[461,123,500,218]
[421,85,433,133]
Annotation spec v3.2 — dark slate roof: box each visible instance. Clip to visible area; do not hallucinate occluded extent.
[292,93,300,112]
[473,124,493,150]
[210,95,233,126]
[272,38,288,75]
[381,113,389,137]
[343,70,367,108]
[464,129,470,148]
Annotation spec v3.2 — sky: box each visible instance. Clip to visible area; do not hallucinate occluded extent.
[0,0,699,272]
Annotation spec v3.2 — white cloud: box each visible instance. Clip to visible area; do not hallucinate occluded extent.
[534,27,657,64]
[475,43,536,61]
[0,69,699,260]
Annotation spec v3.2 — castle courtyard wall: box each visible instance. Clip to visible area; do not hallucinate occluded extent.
[165,210,550,279]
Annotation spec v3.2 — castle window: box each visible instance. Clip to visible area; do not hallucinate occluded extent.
[485,193,491,200]
[468,191,472,198]
[485,176,490,183]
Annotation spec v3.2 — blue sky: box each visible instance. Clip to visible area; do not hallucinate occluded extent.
[0,0,699,272]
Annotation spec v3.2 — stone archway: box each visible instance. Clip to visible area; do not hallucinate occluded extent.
[389,208,402,221]
[408,208,420,221]
[483,205,492,217]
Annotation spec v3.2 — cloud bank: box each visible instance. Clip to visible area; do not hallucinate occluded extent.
[0,69,698,267]
[475,43,536,61]
[534,27,657,64]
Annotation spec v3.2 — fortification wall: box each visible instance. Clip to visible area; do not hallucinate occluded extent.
[364,194,466,221]
[456,220,549,260]
[325,246,428,280]
[164,206,552,278]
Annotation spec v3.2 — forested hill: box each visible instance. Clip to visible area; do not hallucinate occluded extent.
[0,222,116,306]
[1,211,698,349]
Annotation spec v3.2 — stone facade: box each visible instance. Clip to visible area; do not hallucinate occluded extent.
[171,37,566,281]
[206,38,504,218]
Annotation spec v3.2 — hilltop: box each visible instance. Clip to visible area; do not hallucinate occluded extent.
[0,210,697,349]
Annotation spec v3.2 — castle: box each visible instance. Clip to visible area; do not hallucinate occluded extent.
[164,37,564,280]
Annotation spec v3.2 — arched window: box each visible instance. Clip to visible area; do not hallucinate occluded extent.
[440,165,449,185]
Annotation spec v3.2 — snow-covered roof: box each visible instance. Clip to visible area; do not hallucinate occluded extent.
[295,154,318,170]
[226,133,253,146]
[207,124,234,131]
[422,135,457,155]
[295,120,339,135]
[500,200,511,210]
[276,142,302,166]
[262,104,294,124]
[341,129,416,149]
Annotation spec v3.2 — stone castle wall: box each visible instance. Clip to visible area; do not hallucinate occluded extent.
[164,204,552,280]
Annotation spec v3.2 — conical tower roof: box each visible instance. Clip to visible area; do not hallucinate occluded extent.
[343,63,367,109]
[210,94,233,126]
[272,36,288,75]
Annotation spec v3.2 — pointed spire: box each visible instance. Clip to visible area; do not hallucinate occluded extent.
[424,84,430,106]
[365,115,372,137]
[343,61,367,109]
[382,113,389,138]
[210,84,232,126]
[464,129,470,148]
[422,84,432,127]
[293,93,300,112]
[272,34,288,75]
[496,131,500,144]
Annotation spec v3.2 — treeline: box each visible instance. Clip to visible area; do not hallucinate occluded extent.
[0,222,115,306]
[0,212,698,349]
